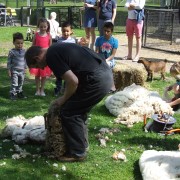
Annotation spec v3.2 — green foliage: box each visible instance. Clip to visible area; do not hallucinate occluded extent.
[0,26,179,180]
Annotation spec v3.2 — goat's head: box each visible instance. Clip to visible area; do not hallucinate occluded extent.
[137,57,146,63]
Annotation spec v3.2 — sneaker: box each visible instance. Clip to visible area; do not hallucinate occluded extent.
[17,92,27,99]
[35,91,40,96]
[10,93,17,100]
[54,88,60,96]
[40,91,46,96]
[57,154,86,162]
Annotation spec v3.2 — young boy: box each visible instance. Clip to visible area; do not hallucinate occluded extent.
[54,21,76,96]
[95,22,118,93]
[7,32,27,100]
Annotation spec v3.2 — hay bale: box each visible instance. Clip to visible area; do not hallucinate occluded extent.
[113,61,147,90]
[44,104,66,158]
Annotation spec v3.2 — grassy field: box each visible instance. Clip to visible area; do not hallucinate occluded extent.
[0,26,179,180]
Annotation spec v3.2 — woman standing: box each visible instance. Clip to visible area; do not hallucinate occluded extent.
[123,0,145,62]
[83,0,98,50]
[98,0,117,36]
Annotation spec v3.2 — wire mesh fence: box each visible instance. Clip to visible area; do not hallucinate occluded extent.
[142,8,180,54]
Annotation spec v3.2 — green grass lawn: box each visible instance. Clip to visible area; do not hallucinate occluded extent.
[0,26,179,180]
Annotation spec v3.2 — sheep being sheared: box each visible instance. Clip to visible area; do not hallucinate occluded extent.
[105,84,174,127]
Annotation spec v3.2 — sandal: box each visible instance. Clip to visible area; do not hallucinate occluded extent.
[122,56,132,60]
[132,57,139,62]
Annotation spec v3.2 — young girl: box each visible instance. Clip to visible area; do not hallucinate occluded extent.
[164,62,180,111]
[29,18,52,96]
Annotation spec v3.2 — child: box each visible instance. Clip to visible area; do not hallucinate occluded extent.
[29,17,52,96]
[95,22,118,93]
[7,32,27,100]
[57,21,75,43]
[164,62,180,111]
[54,21,76,96]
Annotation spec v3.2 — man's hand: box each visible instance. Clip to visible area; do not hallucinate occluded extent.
[53,70,79,106]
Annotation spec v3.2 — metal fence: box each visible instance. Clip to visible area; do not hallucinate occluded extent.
[142,8,180,54]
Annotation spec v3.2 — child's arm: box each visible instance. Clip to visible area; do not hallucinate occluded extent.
[169,98,180,107]
[106,48,117,62]
[7,51,12,77]
[31,33,36,46]
[95,46,99,53]
[49,35,52,46]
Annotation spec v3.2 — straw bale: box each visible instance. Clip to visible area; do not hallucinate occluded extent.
[113,61,147,90]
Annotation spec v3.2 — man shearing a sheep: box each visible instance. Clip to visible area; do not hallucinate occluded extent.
[25,43,113,162]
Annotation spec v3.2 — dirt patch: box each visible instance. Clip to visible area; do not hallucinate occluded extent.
[114,34,179,73]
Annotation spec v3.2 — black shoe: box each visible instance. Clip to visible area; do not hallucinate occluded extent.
[54,88,60,96]
[10,93,17,100]
[57,154,86,162]
[17,92,27,99]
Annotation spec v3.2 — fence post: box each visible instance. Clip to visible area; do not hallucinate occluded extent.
[20,6,23,27]
[143,9,149,47]
[170,11,175,45]
[68,6,72,25]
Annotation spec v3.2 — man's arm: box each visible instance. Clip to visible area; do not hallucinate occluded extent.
[54,70,79,106]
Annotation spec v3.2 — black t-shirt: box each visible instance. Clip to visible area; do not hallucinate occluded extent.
[46,43,105,78]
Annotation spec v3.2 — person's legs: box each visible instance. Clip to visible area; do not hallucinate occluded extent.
[90,27,96,50]
[40,76,46,96]
[124,19,134,60]
[133,36,141,61]
[54,77,62,96]
[59,62,113,161]
[133,21,144,62]
[85,27,90,47]
[17,71,26,98]
[10,71,18,100]
[127,36,133,59]
[17,71,25,93]
[35,76,40,95]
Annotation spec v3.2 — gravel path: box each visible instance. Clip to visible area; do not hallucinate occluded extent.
[114,34,179,72]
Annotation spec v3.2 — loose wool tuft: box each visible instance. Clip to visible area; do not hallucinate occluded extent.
[105,84,174,127]
[139,150,180,180]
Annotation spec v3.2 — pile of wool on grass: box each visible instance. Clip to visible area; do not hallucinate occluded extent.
[1,115,46,144]
[113,61,147,90]
[105,84,174,127]
[139,150,180,180]
[0,103,66,158]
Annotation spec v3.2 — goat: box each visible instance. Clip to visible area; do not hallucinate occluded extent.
[138,57,167,81]
[26,28,35,42]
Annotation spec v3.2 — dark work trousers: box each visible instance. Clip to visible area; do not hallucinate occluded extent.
[55,77,62,91]
[10,69,25,94]
[60,61,113,156]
